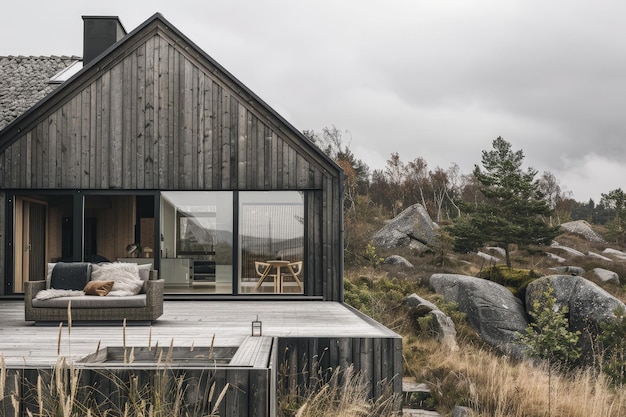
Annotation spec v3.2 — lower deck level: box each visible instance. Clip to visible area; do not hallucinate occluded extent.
[0,300,402,416]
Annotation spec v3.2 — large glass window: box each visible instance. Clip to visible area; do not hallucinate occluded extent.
[11,193,155,293]
[10,190,306,296]
[160,192,233,294]
[239,191,304,294]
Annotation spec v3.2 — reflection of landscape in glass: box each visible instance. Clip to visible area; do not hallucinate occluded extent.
[161,191,233,261]
[178,212,216,254]
[241,204,303,259]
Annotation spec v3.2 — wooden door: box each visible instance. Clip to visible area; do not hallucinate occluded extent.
[14,198,47,293]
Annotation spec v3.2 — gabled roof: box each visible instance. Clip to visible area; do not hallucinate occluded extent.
[0,55,81,130]
[0,13,340,173]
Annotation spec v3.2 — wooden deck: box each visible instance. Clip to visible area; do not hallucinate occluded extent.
[0,300,402,416]
[0,300,398,367]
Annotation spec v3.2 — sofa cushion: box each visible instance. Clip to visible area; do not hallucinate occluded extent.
[32,294,147,309]
[137,263,152,293]
[35,288,84,301]
[84,280,114,296]
[137,263,152,281]
[91,263,143,296]
[46,263,56,289]
[50,263,91,290]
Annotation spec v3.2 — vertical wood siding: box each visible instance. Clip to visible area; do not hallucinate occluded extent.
[0,33,326,192]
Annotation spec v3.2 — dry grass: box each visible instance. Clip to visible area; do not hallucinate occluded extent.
[278,364,398,417]
[404,337,626,417]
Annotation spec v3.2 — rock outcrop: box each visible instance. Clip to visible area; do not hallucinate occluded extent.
[405,293,438,315]
[550,242,585,257]
[429,310,458,351]
[383,255,414,268]
[372,204,439,253]
[603,248,626,261]
[526,275,626,362]
[560,220,605,243]
[588,251,613,262]
[593,268,620,285]
[405,293,458,350]
[549,266,585,276]
[428,274,528,358]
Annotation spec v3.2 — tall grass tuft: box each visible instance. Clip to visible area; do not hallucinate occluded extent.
[278,360,397,417]
[0,327,231,417]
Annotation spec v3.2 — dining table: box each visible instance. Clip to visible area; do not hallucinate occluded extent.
[254,260,291,292]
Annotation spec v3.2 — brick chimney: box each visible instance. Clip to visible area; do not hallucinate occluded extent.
[82,16,127,65]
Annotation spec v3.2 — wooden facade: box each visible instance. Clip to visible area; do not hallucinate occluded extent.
[0,14,344,301]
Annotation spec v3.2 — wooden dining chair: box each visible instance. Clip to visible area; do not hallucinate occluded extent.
[254,261,277,292]
[282,261,303,292]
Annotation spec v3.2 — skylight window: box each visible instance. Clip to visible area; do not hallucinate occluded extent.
[48,60,83,84]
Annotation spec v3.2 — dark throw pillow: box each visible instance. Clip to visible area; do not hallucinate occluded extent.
[50,262,92,290]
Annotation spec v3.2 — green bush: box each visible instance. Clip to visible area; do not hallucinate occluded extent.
[344,275,421,331]
[598,307,626,386]
[518,286,581,368]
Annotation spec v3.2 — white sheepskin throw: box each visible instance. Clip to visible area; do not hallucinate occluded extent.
[35,288,84,300]
[91,263,143,296]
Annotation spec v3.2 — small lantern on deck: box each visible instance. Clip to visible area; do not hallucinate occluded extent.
[251,315,262,337]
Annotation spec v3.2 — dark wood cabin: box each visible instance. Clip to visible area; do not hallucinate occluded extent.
[0,14,345,301]
[0,15,402,415]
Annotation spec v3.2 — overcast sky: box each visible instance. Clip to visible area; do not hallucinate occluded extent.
[2,0,625,202]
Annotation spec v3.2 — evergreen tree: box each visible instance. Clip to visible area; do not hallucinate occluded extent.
[449,137,559,267]
[600,188,626,244]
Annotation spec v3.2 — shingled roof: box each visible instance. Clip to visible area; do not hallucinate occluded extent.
[0,55,81,130]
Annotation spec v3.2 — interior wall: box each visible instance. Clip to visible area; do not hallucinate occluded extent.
[82,195,134,261]
[140,218,155,256]
[47,203,71,262]
[160,198,176,258]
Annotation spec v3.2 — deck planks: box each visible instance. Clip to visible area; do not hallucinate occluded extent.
[0,300,394,367]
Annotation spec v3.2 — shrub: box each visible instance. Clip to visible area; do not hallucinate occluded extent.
[344,272,421,334]
[518,286,581,368]
[598,307,626,386]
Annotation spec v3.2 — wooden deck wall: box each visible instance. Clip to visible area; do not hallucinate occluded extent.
[0,17,344,300]
[0,337,401,417]
[3,367,270,417]
[276,336,403,401]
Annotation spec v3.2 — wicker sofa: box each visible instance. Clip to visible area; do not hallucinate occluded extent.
[24,262,164,322]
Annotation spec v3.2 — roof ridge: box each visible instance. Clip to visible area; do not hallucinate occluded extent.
[1,55,82,60]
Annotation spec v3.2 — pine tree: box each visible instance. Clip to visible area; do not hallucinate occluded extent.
[449,137,559,267]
